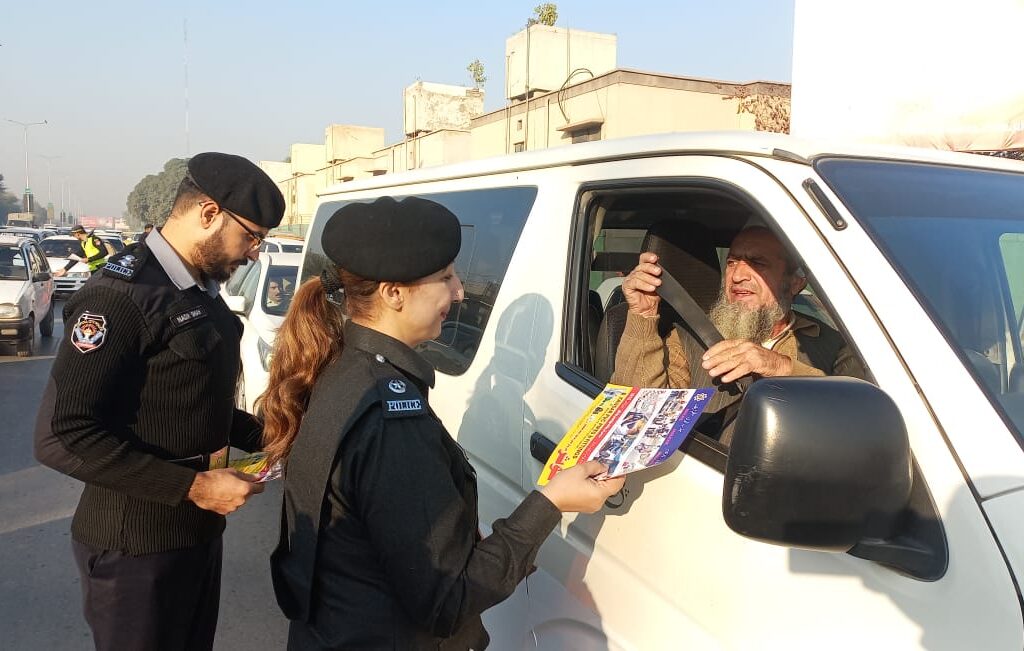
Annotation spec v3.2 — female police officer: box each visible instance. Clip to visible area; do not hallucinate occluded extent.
[262,196,624,650]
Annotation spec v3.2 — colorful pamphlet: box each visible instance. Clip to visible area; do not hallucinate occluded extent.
[538,384,715,484]
[229,451,284,483]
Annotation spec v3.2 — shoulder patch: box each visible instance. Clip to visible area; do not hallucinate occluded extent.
[377,376,426,419]
[71,312,107,353]
[102,251,141,280]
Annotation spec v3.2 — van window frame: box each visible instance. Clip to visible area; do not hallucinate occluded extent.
[556,177,860,474]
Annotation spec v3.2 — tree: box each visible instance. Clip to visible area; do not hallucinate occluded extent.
[725,85,791,134]
[125,158,189,230]
[467,59,486,89]
[0,174,22,225]
[527,3,558,26]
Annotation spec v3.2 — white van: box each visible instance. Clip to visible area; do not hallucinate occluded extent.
[298,132,1024,649]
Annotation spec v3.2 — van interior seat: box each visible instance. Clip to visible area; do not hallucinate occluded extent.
[593,221,722,382]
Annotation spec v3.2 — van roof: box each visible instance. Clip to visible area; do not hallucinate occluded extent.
[318,131,1024,198]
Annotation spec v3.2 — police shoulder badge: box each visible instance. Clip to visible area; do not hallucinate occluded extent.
[103,251,141,280]
[71,312,107,353]
[378,376,425,419]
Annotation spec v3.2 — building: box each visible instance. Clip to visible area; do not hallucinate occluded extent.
[261,24,790,235]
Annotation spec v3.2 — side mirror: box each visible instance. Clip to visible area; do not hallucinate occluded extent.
[33,271,51,283]
[723,377,912,552]
[224,294,247,315]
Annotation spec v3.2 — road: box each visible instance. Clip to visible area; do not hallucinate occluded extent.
[0,300,288,650]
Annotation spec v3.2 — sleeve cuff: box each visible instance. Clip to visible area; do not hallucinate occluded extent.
[509,490,562,539]
[623,310,661,339]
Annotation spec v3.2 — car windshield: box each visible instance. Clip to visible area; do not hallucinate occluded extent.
[41,239,80,257]
[817,157,1024,447]
[0,245,29,281]
[263,264,299,316]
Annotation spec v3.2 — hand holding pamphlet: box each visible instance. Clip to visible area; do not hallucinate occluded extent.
[229,451,283,483]
[538,384,715,485]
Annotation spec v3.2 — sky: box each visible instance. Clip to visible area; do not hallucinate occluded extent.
[0,1,795,217]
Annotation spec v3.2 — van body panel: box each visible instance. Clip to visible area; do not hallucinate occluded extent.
[300,134,1024,648]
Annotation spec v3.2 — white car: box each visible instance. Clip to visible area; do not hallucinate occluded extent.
[221,251,301,413]
[259,235,305,253]
[40,235,91,296]
[0,234,55,356]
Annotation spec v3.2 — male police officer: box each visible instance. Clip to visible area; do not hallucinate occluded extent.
[53,225,109,277]
[34,152,285,651]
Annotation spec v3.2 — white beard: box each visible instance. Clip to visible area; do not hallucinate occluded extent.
[709,289,788,343]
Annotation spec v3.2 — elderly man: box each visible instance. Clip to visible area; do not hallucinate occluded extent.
[611,226,865,443]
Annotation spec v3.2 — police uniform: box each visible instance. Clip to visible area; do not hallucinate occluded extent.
[272,198,562,650]
[33,153,284,651]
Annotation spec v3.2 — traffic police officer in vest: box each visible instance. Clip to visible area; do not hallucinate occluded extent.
[34,152,285,651]
[53,225,109,276]
[261,197,625,650]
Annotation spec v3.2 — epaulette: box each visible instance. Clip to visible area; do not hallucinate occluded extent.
[369,355,426,419]
[102,245,147,281]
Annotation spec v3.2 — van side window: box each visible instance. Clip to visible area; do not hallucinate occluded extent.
[563,185,869,461]
[303,187,537,375]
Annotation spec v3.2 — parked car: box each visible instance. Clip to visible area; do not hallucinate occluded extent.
[0,227,47,243]
[40,236,91,296]
[0,234,55,356]
[297,132,1024,648]
[259,235,305,253]
[221,252,301,413]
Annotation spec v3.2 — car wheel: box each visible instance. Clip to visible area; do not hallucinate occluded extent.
[40,304,55,337]
[17,318,35,358]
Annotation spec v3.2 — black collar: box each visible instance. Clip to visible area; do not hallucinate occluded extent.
[344,321,436,390]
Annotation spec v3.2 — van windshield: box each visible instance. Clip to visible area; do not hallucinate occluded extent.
[817,157,1024,446]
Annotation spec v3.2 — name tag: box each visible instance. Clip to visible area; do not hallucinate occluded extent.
[170,305,208,329]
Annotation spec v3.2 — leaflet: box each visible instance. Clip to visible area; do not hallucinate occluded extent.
[538,384,715,484]
[229,452,284,483]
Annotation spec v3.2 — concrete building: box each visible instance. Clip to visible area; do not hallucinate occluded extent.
[471,68,789,159]
[260,24,789,235]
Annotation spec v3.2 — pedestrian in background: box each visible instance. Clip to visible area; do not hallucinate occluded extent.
[138,221,155,244]
[262,197,624,650]
[53,225,109,277]
[34,152,285,651]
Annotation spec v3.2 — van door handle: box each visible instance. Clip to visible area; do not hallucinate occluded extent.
[530,432,556,464]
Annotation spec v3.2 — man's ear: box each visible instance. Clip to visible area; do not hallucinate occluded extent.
[789,273,808,298]
[197,201,220,230]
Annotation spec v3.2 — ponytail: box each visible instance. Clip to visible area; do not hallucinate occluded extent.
[258,275,345,464]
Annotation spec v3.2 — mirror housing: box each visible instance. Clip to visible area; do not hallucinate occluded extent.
[224,294,247,315]
[33,271,51,283]
[723,376,912,552]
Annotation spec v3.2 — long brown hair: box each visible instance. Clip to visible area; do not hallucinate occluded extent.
[258,268,379,463]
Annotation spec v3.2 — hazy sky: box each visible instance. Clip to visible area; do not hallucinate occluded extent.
[0,1,795,217]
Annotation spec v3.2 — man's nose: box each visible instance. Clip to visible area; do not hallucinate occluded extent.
[453,274,464,301]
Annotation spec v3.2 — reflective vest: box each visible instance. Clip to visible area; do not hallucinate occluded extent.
[82,234,107,272]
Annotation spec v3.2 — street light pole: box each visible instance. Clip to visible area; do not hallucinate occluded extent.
[39,154,61,218]
[4,119,48,199]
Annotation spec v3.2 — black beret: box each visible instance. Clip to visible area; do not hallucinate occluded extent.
[187,152,285,229]
[321,196,461,282]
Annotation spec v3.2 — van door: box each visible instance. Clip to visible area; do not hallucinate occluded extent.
[503,154,1021,649]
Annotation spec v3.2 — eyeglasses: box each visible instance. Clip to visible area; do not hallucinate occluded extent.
[223,209,266,249]
[199,201,265,249]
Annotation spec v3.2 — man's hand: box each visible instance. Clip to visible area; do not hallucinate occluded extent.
[53,269,67,278]
[621,252,662,318]
[701,339,793,383]
[187,468,264,515]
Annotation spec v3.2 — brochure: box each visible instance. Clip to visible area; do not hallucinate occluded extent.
[538,384,715,484]
[229,451,284,483]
